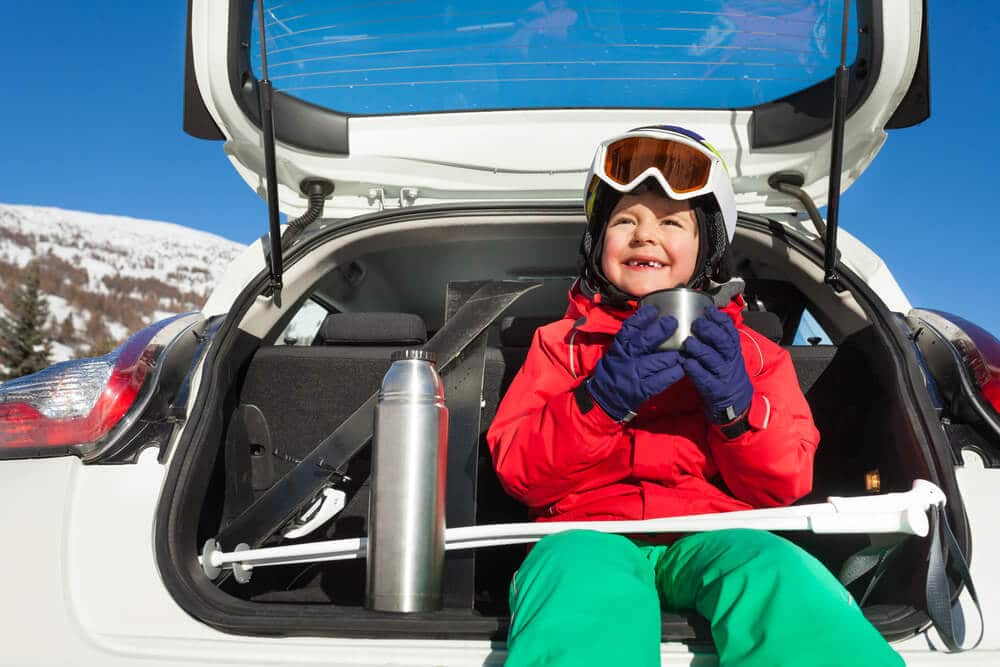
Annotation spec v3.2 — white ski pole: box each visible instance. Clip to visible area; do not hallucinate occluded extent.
[201,479,946,582]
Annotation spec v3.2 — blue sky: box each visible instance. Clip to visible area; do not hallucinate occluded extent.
[1,1,998,337]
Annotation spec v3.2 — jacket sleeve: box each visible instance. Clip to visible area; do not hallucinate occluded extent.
[707,332,820,507]
[486,328,633,510]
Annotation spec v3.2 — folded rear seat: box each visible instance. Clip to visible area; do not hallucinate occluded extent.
[230,311,521,605]
[221,312,436,602]
[231,312,428,504]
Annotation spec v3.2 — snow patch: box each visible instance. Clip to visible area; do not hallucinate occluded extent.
[49,341,76,364]
[0,203,244,295]
[105,321,130,342]
[45,295,74,324]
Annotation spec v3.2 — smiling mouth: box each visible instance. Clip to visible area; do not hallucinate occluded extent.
[624,259,666,269]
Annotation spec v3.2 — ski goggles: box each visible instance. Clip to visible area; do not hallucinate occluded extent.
[585,126,731,218]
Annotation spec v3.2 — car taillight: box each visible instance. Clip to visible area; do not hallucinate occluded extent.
[0,315,188,456]
[925,310,1000,414]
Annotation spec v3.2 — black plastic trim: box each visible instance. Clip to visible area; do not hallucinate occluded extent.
[93,318,209,464]
[95,421,177,465]
[886,0,931,129]
[944,422,1000,469]
[749,0,880,148]
[906,312,1000,462]
[183,0,224,140]
[229,0,349,154]
[0,443,76,461]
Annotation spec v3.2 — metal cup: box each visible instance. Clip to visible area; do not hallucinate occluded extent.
[638,288,714,351]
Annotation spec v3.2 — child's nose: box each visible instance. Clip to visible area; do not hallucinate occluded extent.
[630,220,657,243]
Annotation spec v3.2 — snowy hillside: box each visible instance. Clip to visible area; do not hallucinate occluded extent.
[0,203,245,362]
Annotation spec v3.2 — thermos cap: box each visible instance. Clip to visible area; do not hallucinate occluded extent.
[391,348,436,363]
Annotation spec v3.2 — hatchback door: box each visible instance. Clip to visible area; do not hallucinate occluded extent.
[185,0,928,220]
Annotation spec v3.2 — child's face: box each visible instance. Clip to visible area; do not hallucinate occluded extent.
[600,189,699,298]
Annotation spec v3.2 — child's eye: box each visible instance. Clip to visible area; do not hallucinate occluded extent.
[612,217,635,226]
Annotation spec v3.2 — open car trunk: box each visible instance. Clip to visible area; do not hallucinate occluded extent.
[155,204,967,644]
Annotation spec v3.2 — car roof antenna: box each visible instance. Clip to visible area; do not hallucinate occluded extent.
[257,0,283,308]
[822,0,852,291]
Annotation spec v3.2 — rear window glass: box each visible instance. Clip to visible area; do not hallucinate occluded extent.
[793,308,833,346]
[251,1,858,115]
[275,298,329,346]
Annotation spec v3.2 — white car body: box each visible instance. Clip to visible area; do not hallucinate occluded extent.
[2,452,994,665]
[2,1,998,665]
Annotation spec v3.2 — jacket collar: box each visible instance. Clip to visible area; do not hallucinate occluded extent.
[566,278,746,335]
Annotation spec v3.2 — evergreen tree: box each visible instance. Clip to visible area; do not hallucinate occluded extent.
[59,314,75,342]
[0,263,53,380]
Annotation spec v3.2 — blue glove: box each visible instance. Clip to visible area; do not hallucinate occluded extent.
[586,305,685,421]
[680,306,754,424]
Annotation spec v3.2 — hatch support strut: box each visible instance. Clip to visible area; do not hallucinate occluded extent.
[769,2,851,292]
[822,0,852,289]
[257,0,283,307]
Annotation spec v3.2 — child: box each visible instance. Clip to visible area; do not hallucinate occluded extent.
[486,126,903,666]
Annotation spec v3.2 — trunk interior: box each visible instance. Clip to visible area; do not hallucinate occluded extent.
[163,207,956,642]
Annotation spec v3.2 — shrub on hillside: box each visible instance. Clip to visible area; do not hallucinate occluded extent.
[0,263,52,380]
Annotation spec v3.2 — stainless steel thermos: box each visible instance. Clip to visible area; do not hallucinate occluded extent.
[366,349,449,612]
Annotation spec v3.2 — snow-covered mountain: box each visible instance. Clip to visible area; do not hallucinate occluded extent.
[0,203,245,363]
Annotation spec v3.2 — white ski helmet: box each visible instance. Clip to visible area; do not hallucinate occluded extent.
[580,125,737,298]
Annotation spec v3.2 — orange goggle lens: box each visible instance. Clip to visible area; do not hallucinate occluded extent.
[603,137,713,194]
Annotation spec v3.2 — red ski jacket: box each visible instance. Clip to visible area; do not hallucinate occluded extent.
[487,284,820,523]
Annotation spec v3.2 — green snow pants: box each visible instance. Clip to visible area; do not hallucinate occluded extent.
[505,529,904,667]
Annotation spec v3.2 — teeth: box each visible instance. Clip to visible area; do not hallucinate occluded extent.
[627,260,663,268]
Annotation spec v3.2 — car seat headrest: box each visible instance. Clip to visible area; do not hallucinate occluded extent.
[742,310,782,344]
[318,312,427,346]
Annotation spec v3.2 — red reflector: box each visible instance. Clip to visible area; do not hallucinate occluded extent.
[0,402,45,422]
[985,383,1000,410]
